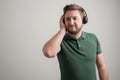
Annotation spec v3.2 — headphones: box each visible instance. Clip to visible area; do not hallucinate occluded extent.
[81,8,88,24]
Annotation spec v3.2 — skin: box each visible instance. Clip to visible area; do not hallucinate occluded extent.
[42,10,108,80]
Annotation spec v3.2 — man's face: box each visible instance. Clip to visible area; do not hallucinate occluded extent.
[64,10,83,34]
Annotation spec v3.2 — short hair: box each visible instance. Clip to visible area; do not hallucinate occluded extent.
[63,4,84,17]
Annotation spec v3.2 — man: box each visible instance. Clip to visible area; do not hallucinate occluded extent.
[42,4,108,80]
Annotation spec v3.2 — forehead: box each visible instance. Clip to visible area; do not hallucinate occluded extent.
[65,10,82,18]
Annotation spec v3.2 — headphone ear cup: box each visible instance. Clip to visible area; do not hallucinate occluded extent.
[82,16,88,24]
[63,18,65,24]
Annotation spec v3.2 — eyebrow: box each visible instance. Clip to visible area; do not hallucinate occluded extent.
[65,16,81,19]
[65,15,80,18]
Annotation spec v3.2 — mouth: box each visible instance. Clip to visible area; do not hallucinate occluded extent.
[68,25,75,28]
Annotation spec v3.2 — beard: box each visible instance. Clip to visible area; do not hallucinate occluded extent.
[66,25,82,34]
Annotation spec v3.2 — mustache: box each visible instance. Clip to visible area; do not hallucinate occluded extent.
[68,25,75,27]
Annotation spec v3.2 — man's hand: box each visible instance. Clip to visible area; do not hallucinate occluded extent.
[59,16,66,32]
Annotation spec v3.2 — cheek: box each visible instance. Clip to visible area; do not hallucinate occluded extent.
[77,20,83,25]
[79,19,83,23]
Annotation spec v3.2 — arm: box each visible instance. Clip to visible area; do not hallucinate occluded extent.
[96,53,109,80]
[42,16,66,58]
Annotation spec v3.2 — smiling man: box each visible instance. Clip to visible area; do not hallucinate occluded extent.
[42,4,108,80]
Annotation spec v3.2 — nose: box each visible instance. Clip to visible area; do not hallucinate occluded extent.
[69,19,74,25]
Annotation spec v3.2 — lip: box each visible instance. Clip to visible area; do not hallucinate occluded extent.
[68,25,75,27]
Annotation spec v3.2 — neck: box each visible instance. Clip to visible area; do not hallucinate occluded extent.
[69,30,83,39]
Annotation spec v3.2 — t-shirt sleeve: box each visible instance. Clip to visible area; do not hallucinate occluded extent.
[94,34,102,54]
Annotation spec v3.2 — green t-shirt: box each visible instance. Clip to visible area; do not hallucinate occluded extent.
[57,31,102,80]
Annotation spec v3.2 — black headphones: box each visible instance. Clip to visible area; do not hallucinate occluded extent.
[82,8,88,24]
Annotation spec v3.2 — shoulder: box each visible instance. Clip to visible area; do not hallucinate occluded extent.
[83,31,97,39]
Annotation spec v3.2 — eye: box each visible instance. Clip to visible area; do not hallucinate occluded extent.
[73,17,78,21]
[65,17,71,21]
[73,17,77,20]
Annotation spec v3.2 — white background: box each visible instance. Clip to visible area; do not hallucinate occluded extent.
[0,0,120,80]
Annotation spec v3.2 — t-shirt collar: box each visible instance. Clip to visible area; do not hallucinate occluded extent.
[65,31,86,40]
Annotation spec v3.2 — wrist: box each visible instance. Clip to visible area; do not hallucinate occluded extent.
[60,28,66,35]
